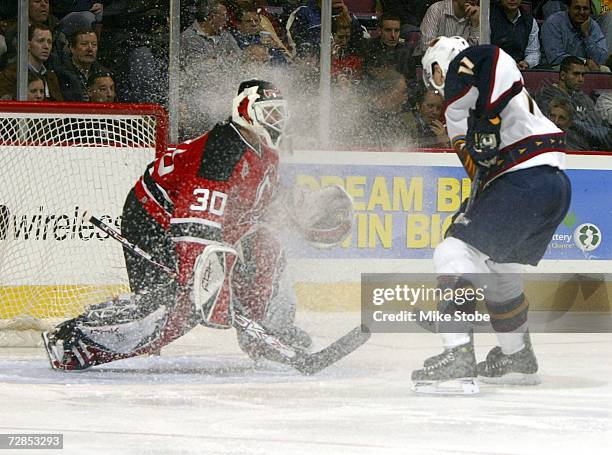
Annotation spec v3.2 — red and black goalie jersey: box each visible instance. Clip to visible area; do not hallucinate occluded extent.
[134,121,280,287]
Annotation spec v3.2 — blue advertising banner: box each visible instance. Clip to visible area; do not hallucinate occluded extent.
[281,162,612,261]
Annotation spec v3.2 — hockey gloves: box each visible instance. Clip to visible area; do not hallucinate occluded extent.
[466,110,501,169]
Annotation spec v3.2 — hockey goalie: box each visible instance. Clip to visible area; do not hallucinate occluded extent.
[42,80,355,371]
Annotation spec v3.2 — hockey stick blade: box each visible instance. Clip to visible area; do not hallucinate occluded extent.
[291,324,371,375]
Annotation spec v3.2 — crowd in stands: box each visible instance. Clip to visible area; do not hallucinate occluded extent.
[0,0,609,150]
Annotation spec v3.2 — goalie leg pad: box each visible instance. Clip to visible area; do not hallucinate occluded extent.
[232,227,284,322]
[42,290,177,370]
[232,228,312,361]
[192,244,237,328]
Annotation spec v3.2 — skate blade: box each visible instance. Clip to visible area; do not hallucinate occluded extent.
[412,378,480,395]
[479,372,541,386]
[41,331,64,371]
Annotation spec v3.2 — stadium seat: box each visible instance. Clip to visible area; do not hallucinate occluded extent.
[345,0,377,16]
[415,68,611,99]
[522,70,612,98]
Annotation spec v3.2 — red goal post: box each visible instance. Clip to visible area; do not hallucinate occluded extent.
[0,101,169,346]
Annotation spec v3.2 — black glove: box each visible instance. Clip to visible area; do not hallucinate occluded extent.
[466,109,501,169]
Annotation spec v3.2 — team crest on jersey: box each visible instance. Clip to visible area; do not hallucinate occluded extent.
[238,165,277,225]
[241,161,249,178]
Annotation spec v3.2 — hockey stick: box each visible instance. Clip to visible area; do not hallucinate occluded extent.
[464,168,482,215]
[86,213,370,375]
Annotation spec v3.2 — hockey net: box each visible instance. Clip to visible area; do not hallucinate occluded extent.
[0,102,168,346]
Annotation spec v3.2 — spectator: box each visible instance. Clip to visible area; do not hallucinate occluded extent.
[541,0,608,70]
[227,1,292,59]
[347,68,412,148]
[3,0,64,69]
[285,42,322,149]
[230,6,287,64]
[87,68,115,102]
[361,13,416,82]
[53,2,103,24]
[30,0,57,25]
[55,28,103,101]
[538,56,612,148]
[332,13,363,86]
[536,56,607,123]
[181,0,240,63]
[597,10,612,60]
[54,2,103,37]
[240,42,273,68]
[377,1,432,36]
[224,0,286,43]
[286,0,366,55]
[420,0,480,52]
[179,1,240,140]
[595,90,612,125]
[27,72,46,101]
[113,8,169,105]
[490,0,541,69]
[291,42,320,90]
[0,17,7,66]
[0,22,62,100]
[547,97,591,149]
[0,34,6,63]
[406,88,450,148]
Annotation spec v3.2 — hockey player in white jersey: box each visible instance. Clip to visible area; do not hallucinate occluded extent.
[411,37,571,394]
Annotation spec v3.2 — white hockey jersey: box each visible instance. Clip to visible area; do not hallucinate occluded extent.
[444,45,565,184]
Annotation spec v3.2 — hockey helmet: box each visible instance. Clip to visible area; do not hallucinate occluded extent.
[232,80,288,152]
[421,36,469,96]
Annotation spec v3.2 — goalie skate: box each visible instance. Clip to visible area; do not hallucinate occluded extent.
[411,342,479,395]
[42,321,123,371]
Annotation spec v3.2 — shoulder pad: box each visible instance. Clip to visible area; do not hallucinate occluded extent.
[198,123,247,182]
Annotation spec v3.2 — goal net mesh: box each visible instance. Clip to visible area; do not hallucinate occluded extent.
[0,102,167,346]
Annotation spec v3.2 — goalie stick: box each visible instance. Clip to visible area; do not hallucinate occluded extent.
[86,213,370,375]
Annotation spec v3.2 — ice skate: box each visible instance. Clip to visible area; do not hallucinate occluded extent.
[42,320,119,371]
[411,342,479,395]
[477,333,540,385]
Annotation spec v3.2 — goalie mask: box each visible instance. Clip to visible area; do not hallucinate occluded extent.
[421,36,469,96]
[232,80,289,152]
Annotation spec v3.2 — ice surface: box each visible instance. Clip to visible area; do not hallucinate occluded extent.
[1,312,611,455]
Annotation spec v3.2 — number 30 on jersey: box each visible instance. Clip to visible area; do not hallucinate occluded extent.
[190,189,228,215]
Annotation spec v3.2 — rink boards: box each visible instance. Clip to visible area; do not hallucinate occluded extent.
[1,148,611,318]
[281,150,612,312]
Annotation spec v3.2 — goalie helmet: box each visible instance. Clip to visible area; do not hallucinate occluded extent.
[232,80,289,152]
[421,36,469,96]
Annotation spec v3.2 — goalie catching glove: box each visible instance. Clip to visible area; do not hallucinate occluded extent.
[466,109,502,169]
[286,185,354,248]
